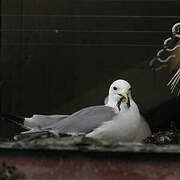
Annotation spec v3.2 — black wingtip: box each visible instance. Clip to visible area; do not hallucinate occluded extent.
[0,113,25,124]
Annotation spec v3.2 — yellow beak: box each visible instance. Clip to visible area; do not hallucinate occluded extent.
[121,93,128,102]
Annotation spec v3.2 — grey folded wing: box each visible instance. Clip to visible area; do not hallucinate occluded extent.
[24,114,69,129]
[22,106,116,135]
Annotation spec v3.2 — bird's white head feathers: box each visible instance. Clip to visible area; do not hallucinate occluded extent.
[106,79,132,110]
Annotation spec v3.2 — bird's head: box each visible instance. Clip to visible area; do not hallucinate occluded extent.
[108,80,132,110]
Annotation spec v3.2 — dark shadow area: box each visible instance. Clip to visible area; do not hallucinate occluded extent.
[0,0,180,138]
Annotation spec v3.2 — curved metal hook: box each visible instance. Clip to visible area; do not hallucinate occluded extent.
[154,64,168,71]
[172,23,180,38]
[156,55,176,63]
[166,45,180,52]
[156,49,176,63]
[163,37,180,52]
[156,49,166,57]
[163,37,172,47]
[149,57,168,71]
[148,23,180,96]
[149,57,156,67]
[149,52,175,68]
[149,23,180,72]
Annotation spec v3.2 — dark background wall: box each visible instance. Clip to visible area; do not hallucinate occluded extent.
[0,0,180,136]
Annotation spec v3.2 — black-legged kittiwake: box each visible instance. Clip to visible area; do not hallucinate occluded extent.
[1,80,151,143]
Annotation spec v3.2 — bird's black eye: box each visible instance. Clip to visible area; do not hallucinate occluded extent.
[113,86,117,90]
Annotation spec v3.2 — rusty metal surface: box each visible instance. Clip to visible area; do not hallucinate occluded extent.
[1,150,180,180]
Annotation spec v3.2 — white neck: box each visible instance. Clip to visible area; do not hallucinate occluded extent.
[106,95,136,113]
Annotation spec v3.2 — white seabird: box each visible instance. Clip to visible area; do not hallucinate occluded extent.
[1,80,151,143]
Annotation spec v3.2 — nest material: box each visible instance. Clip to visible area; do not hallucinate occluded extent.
[144,131,179,145]
[144,121,180,145]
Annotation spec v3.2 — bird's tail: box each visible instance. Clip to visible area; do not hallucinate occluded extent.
[0,113,30,130]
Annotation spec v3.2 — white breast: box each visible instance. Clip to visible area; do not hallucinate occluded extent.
[86,100,151,143]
